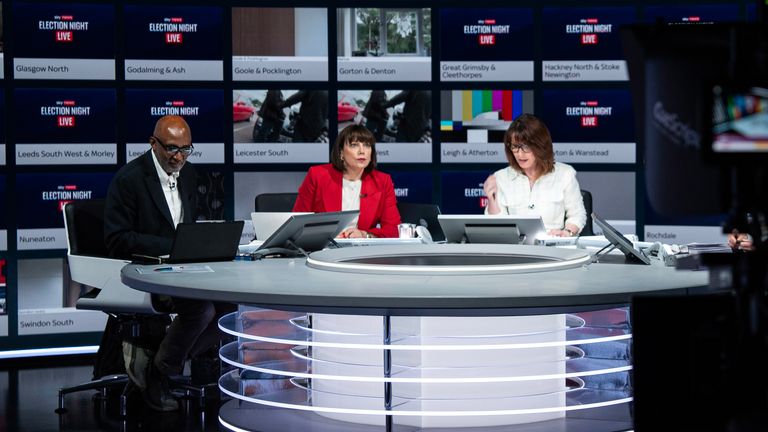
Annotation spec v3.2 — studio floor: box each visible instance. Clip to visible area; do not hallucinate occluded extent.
[0,355,222,432]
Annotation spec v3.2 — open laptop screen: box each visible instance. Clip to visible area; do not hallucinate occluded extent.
[165,221,245,264]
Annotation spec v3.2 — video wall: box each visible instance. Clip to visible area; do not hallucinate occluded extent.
[0,0,756,351]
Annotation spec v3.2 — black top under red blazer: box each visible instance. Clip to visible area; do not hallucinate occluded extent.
[292,164,401,238]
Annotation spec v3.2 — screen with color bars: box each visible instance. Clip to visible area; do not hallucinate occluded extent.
[440,90,533,143]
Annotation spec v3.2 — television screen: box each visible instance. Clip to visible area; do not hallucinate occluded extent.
[14,88,117,165]
[388,171,433,204]
[337,89,432,163]
[124,88,225,164]
[124,5,223,80]
[644,4,740,25]
[711,85,768,154]
[440,171,492,214]
[233,89,329,164]
[541,89,635,163]
[232,7,328,81]
[541,7,634,82]
[15,172,113,250]
[440,8,533,62]
[12,2,115,79]
[440,89,533,163]
[337,8,431,82]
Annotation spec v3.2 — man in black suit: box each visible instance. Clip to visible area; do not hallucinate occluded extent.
[104,115,227,411]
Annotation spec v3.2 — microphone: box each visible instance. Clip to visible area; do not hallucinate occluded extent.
[169,181,176,191]
[528,203,535,209]
[359,193,367,198]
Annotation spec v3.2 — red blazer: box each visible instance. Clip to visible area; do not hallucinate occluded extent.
[293,164,401,238]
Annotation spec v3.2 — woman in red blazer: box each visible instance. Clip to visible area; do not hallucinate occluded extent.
[293,124,401,238]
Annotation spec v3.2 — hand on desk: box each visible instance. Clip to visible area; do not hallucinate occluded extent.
[548,224,579,237]
[338,228,371,239]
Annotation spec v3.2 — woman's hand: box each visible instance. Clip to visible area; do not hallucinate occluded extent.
[547,225,579,237]
[338,228,370,239]
[483,175,501,214]
[728,230,754,251]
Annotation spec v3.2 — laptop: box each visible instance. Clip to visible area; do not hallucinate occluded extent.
[250,212,312,241]
[251,211,359,257]
[133,221,245,264]
[438,215,546,245]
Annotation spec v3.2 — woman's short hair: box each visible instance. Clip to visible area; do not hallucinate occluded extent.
[331,124,377,173]
[503,114,555,175]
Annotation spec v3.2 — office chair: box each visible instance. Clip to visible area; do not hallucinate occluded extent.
[396,202,445,242]
[56,200,210,416]
[254,192,299,212]
[580,190,595,236]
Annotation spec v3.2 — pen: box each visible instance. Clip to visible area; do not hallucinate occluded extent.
[154,266,181,272]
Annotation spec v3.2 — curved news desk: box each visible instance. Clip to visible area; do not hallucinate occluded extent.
[121,244,708,432]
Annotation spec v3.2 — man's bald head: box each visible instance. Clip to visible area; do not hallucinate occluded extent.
[150,115,193,174]
[153,115,191,141]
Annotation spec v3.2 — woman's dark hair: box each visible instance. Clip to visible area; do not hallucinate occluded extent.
[331,124,377,173]
[503,114,555,175]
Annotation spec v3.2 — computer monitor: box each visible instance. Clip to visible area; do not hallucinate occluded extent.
[437,215,545,245]
[592,212,650,265]
[705,83,768,161]
[254,210,359,257]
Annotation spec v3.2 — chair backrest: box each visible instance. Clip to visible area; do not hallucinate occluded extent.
[254,193,299,212]
[396,202,445,242]
[580,189,595,236]
[64,199,109,257]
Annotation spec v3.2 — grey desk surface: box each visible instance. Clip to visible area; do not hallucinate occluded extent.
[121,245,709,316]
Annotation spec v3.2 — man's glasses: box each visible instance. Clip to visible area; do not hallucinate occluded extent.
[151,136,194,156]
[508,143,532,153]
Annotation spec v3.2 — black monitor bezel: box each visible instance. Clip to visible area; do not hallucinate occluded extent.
[437,215,546,245]
[592,212,650,265]
[258,210,359,254]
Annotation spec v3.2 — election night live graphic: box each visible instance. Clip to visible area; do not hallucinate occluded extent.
[541,89,635,164]
[440,90,533,163]
[337,8,431,82]
[440,171,490,215]
[440,8,534,82]
[124,5,223,81]
[124,89,225,164]
[337,90,432,163]
[15,173,112,251]
[14,88,117,165]
[12,2,115,80]
[232,8,328,82]
[541,7,634,82]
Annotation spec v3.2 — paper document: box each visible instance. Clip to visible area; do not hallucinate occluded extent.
[136,265,215,274]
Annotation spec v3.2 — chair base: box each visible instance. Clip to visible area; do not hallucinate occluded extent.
[56,373,215,416]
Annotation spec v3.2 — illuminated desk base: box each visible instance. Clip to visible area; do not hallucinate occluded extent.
[219,307,632,431]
